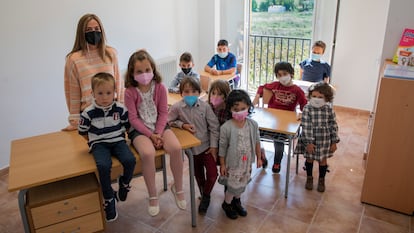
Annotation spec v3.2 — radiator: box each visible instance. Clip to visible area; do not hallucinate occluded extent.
[157,56,177,86]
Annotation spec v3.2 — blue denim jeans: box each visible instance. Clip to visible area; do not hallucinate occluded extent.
[91,141,136,199]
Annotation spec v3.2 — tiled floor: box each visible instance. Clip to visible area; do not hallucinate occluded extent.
[1,107,413,233]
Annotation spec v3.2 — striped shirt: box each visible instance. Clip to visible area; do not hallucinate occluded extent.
[78,101,129,151]
[64,47,123,126]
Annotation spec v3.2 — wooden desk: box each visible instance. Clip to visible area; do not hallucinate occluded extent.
[168,93,182,106]
[199,70,236,82]
[9,128,201,231]
[249,107,301,198]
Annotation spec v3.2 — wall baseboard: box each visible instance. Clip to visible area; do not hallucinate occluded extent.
[333,105,370,116]
[0,166,9,177]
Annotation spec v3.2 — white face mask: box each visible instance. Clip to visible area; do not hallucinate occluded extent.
[309,97,326,108]
[218,52,228,58]
[279,75,291,86]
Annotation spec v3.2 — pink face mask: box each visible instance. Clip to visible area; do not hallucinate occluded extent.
[210,96,224,107]
[134,72,154,85]
[232,109,249,121]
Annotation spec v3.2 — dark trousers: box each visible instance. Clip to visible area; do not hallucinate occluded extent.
[193,150,218,196]
[91,141,136,199]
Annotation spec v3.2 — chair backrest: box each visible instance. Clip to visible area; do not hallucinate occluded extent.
[200,75,210,93]
[262,88,273,107]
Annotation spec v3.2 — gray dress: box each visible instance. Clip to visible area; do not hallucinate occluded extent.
[218,118,260,195]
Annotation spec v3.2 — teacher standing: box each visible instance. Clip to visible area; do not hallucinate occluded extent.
[63,13,123,131]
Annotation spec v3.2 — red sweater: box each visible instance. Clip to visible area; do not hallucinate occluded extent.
[256,81,307,111]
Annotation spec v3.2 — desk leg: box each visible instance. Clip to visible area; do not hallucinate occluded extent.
[185,149,197,227]
[18,189,30,233]
[285,136,293,198]
[162,154,167,191]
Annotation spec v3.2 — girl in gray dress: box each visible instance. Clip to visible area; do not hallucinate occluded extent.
[295,82,339,192]
[218,90,262,219]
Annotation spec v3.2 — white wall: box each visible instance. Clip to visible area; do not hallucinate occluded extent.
[313,0,338,63]
[0,0,199,169]
[331,0,389,110]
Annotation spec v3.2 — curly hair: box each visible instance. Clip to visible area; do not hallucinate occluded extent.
[308,82,335,102]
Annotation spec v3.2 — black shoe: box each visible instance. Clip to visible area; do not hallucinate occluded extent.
[104,198,118,222]
[198,195,210,215]
[221,201,238,219]
[231,198,247,216]
[261,156,268,168]
[117,176,131,202]
[272,163,281,173]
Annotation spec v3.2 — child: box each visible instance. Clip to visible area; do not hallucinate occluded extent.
[168,77,220,215]
[218,89,262,219]
[295,82,339,192]
[124,49,186,217]
[204,39,239,88]
[252,62,307,173]
[64,14,123,131]
[208,79,231,125]
[78,72,136,222]
[168,52,200,93]
[299,40,331,83]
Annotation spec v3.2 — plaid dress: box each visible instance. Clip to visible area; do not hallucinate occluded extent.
[295,104,339,161]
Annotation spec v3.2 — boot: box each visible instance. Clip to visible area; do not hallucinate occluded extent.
[231,198,247,216]
[305,176,313,190]
[317,177,325,192]
[221,201,238,219]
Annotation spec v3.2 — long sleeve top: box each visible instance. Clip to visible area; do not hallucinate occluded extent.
[168,99,220,155]
[64,47,123,125]
[124,83,168,137]
[256,81,307,111]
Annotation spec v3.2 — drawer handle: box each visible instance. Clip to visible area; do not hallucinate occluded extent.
[57,206,78,215]
[61,226,80,233]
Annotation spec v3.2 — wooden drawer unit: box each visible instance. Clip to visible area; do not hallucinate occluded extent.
[26,173,104,233]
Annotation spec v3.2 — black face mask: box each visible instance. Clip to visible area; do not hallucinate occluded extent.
[181,68,192,75]
[85,31,102,45]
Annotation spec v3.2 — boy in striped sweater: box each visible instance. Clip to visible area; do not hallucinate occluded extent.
[78,72,136,222]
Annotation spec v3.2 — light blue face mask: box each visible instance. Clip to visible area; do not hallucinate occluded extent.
[311,53,322,61]
[183,95,198,107]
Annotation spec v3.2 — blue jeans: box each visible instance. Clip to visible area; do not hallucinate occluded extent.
[91,141,136,199]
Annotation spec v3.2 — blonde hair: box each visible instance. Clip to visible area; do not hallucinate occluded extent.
[91,72,115,91]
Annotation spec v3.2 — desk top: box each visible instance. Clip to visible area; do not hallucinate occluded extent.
[199,70,235,82]
[250,107,300,135]
[8,128,200,192]
[168,92,207,106]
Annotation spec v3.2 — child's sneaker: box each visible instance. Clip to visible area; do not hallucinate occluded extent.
[272,163,281,173]
[117,175,131,202]
[198,194,210,215]
[104,198,118,222]
[231,198,247,216]
[260,148,268,168]
[221,201,238,219]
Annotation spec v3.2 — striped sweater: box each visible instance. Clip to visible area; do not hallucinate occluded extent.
[78,101,129,151]
[64,47,124,126]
